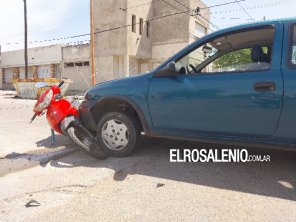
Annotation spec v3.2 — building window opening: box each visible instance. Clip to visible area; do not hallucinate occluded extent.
[65,63,74,68]
[139,18,143,35]
[64,61,90,68]
[132,15,136,33]
[146,21,150,38]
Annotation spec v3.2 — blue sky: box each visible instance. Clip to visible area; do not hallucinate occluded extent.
[0,0,90,51]
[203,0,296,29]
[0,0,296,52]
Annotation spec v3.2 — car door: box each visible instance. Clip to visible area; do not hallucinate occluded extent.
[273,21,296,141]
[148,23,284,138]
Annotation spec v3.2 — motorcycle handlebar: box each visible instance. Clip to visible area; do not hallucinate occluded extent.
[57,81,64,88]
[30,113,37,124]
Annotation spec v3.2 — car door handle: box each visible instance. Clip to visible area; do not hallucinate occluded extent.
[254,81,276,92]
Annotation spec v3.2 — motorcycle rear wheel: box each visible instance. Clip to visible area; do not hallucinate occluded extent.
[67,126,108,160]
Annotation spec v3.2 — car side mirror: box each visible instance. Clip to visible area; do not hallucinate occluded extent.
[202,45,212,54]
[154,62,178,78]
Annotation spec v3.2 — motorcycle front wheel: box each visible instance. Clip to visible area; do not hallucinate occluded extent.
[67,126,108,160]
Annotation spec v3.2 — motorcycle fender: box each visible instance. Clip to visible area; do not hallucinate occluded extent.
[46,99,79,134]
[61,116,80,133]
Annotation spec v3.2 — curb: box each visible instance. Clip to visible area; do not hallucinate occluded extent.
[3,147,77,165]
[0,147,77,176]
[39,147,77,165]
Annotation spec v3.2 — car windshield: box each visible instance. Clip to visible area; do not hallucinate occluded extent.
[176,43,219,71]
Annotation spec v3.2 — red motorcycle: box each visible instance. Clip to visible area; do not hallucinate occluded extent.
[31,81,107,159]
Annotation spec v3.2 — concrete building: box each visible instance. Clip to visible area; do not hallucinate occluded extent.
[92,0,210,82]
[0,44,91,92]
[0,0,210,91]
[0,45,62,90]
[62,44,92,93]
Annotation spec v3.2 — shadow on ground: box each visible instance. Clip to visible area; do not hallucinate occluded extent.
[1,145,75,177]
[35,134,71,148]
[1,135,74,176]
[46,136,296,202]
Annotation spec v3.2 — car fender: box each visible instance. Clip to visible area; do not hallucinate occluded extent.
[90,95,151,134]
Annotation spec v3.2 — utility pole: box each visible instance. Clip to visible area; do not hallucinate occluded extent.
[90,0,96,85]
[23,0,28,79]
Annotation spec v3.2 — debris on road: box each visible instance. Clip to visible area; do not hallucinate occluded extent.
[25,200,41,208]
[156,183,165,188]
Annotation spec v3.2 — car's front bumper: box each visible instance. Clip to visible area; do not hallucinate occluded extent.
[79,100,97,131]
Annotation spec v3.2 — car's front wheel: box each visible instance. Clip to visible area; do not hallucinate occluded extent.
[96,112,140,157]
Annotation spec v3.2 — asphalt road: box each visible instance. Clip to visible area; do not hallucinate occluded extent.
[1,91,296,221]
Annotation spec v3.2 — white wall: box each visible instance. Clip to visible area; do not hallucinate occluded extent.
[1,45,62,68]
[37,65,51,78]
[4,68,13,83]
[96,56,115,83]
[19,67,34,79]
[113,55,127,79]
[126,0,153,59]
[62,45,90,60]
[0,44,92,92]
[152,42,188,60]
[140,63,149,73]
[62,66,91,92]
[61,44,91,92]
[93,0,128,57]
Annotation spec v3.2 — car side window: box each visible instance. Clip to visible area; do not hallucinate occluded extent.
[288,23,296,66]
[175,26,274,75]
[202,46,271,73]
[291,47,296,64]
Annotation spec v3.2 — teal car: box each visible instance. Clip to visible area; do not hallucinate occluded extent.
[80,18,296,157]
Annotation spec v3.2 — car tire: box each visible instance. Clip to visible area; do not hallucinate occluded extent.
[67,126,108,160]
[97,112,140,157]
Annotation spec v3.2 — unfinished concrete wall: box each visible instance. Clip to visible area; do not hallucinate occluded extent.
[150,0,190,65]
[37,65,52,78]
[0,44,91,91]
[1,67,15,90]
[96,56,115,83]
[189,0,210,43]
[152,2,189,44]
[151,0,210,64]
[93,0,128,57]
[93,0,129,82]
[1,45,62,68]
[63,44,90,60]
[91,0,210,81]
[5,68,14,83]
[0,45,62,88]
[0,69,3,89]
[62,65,91,92]
[62,44,91,92]
[126,0,153,59]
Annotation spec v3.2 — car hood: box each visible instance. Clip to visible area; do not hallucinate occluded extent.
[85,73,152,100]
